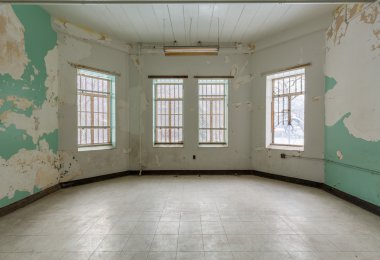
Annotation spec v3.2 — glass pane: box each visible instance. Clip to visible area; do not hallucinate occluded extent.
[273,94,304,146]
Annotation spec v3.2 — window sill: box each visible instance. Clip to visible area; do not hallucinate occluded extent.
[153,144,184,148]
[266,145,304,151]
[199,144,228,148]
[78,145,115,152]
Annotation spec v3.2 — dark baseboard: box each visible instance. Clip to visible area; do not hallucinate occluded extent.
[2,170,379,218]
[251,170,323,188]
[128,170,252,175]
[323,185,380,217]
[0,184,60,217]
[60,171,129,188]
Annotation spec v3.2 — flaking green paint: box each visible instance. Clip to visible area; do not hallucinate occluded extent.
[324,76,337,92]
[0,5,58,208]
[0,124,36,160]
[0,186,42,208]
[0,5,57,161]
[0,100,33,117]
[39,129,59,154]
[325,114,380,206]
[0,6,56,110]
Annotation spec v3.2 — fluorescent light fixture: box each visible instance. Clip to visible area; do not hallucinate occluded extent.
[164,46,219,56]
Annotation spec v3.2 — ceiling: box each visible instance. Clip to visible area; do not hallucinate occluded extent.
[42,3,339,44]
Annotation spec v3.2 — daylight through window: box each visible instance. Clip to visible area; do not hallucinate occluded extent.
[198,79,228,145]
[77,69,114,147]
[269,68,305,146]
[153,79,184,145]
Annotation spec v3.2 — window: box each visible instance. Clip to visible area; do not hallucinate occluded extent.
[77,69,115,148]
[198,79,228,145]
[153,79,184,145]
[267,68,305,147]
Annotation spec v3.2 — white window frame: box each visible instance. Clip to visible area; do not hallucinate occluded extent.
[77,69,116,151]
[265,68,305,151]
[152,78,184,147]
[198,79,229,147]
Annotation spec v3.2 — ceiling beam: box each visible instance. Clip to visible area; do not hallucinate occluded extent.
[6,0,373,4]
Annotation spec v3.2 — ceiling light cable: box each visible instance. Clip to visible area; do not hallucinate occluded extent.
[167,5,176,42]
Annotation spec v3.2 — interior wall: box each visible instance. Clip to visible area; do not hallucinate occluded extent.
[58,33,129,181]
[0,5,59,207]
[250,30,326,183]
[128,54,253,171]
[325,3,380,206]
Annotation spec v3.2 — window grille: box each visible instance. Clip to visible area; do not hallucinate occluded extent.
[153,79,184,145]
[270,68,305,146]
[77,70,113,147]
[198,79,228,145]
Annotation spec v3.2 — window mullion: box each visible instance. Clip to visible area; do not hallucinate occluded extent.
[91,96,94,145]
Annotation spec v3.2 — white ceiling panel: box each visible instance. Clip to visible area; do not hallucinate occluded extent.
[42,3,339,44]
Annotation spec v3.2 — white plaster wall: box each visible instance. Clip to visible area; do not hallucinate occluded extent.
[250,30,326,182]
[58,33,129,180]
[128,54,253,171]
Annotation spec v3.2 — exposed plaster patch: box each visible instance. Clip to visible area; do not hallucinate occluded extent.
[336,150,344,160]
[0,150,59,199]
[131,55,143,72]
[360,4,379,24]
[6,96,33,110]
[248,42,256,53]
[312,96,321,101]
[53,18,131,53]
[44,46,59,105]
[327,3,378,48]
[1,102,58,143]
[0,5,29,80]
[326,3,380,141]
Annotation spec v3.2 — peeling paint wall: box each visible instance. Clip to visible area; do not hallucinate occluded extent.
[325,3,380,206]
[129,55,252,170]
[250,30,326,183]
[0,5,59,207]
[58,33,129,181]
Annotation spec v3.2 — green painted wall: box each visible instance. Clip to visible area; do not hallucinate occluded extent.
[0,5,59,208]
[324,3,380,206]
[325,112,380,206]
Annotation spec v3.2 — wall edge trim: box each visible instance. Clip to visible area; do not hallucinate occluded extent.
[0,184,60,217]
[323,185,380,216]
[2,171,379,218]
[60,171,129,188]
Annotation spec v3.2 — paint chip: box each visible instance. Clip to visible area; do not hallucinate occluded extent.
[336,150,344,160]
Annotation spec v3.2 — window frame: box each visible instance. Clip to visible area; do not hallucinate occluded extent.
[152,78,184,147]
[77,69,115,150]
[267,68,305,149]
[198,78,229,147]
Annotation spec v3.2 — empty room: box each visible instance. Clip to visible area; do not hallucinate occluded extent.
[0,0,379,259]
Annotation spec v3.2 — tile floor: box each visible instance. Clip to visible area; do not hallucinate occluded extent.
[0,175,379,260]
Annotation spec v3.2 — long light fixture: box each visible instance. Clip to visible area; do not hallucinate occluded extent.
[164,46,219,56]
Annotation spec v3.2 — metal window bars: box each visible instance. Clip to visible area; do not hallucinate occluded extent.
[77,72,112,146]
[198,79,228,144]
[153,79,184,144]
[271,69,305,146]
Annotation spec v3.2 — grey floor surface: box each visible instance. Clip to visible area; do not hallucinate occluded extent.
[0,175,379,260]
